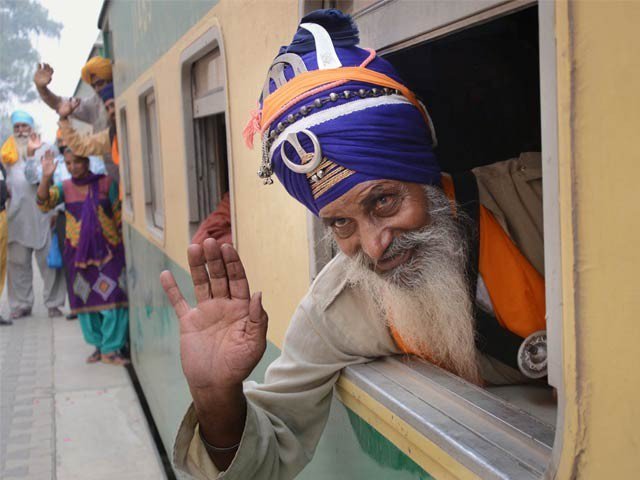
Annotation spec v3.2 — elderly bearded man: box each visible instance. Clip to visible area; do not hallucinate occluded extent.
[167,10,546,480]
[0,111,66,319]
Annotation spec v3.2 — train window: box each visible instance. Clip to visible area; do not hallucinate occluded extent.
[301,1,561,478]
[117,106,133,216]
[139,87,165,235]
[180,28,233,241]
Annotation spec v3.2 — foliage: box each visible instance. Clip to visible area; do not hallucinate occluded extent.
[0,0,62,108]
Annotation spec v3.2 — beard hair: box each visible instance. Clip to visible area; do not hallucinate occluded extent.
[14,136,29,160]
[342,185,482,385]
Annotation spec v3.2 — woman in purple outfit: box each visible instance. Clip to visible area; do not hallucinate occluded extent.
[36,148,129,365]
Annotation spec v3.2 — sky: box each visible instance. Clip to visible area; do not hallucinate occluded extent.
[16,0,105,143]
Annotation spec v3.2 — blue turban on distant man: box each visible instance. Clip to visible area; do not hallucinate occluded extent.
[10,110,34,127]
[245,9,440,215]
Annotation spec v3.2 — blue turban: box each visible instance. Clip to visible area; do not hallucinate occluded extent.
[255,9,440,215]
[98,83,114,103]
[11,110,34,127]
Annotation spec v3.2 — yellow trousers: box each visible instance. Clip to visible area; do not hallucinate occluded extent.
[0,209,6,297]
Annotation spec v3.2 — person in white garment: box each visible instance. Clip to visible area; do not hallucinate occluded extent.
[0,111,66,319]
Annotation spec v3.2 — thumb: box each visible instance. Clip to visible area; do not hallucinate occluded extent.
[247,292,268,338]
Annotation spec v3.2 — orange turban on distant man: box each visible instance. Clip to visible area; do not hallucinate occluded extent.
[81,56,112,85]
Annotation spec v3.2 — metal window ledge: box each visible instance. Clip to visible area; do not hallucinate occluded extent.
[341,356,554,479]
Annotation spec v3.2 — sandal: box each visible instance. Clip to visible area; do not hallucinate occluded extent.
[86,348,101,363]
[101,352,131,366]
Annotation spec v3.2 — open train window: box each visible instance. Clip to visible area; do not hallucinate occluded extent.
[117,106,133,216]
[303,1,561,478]
[180,28,233,242]
[138,85,165,236]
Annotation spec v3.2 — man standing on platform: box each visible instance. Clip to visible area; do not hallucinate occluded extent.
[0,111,66,319]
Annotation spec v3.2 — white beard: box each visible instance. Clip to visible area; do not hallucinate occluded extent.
[343,185,482,385]
[14,136,29,160]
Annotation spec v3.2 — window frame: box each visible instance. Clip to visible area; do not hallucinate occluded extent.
[138,81,165,241]
[179,26,235,244]
[300,0,563,478]
[116,104,134,219]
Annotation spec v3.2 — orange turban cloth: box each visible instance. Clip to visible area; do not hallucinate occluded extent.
[81,56,113,85]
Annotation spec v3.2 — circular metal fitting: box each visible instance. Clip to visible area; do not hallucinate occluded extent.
[517,330,548,379]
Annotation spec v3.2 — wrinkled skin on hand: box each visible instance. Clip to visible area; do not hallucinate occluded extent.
[160,239,269,392]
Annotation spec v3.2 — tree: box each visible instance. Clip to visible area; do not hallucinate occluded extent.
[0,0,62,107]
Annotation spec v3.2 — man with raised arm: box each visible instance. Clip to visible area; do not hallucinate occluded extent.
[167,10,545,480]
[33,57,118,180]
[0,111,66,319]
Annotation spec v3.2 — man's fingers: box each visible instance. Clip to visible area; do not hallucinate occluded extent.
[187,244,212,303]
[202,238,229,298]
[247,292,268,338]
[220,244,250,300]
[160,271,190,319]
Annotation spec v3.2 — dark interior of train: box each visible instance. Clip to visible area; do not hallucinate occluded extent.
[386,6,557,426]
[385,6,541,174]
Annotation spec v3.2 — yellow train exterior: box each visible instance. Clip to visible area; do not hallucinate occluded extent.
[97,0,640,478]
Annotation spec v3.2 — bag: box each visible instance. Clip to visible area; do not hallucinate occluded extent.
[47,230,63,269]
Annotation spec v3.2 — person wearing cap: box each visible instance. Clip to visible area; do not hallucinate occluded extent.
[0,111,66,320]
[167,10,545,479]
[33,57,119,180]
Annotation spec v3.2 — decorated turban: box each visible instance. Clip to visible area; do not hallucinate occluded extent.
[245,9,440,215]
[98,83,114,103]
[81,56,113,85]
[10,110,34,127]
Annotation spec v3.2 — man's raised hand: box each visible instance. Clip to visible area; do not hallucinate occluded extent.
[34,63,54,88]
[160,239,268,393]
[57,98,80,119]
[27,132,42,157]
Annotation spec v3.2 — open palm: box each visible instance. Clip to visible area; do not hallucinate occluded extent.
[160,240,268,392]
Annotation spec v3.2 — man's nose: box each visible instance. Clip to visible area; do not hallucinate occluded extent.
[359,223,393,262]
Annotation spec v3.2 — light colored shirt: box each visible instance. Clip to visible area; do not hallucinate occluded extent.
[66,92,109,133]
[5,144,54,249]
[174,153,544,480]
[58,119,111,158]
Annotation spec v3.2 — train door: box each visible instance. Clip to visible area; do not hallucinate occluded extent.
[181,28,233,242]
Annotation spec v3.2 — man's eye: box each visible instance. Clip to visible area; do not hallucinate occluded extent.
[374,194,400,215]
[331,218,355,238]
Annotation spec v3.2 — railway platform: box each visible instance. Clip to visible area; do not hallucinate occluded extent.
[0,269,166,480]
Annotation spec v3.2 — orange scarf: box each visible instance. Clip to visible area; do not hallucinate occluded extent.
[1,136,19,165]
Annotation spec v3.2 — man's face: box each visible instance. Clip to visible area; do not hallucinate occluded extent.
[104,99,116,124]
[319,179,431,276]
[63,151,89,179]
[90,74,107,93]
[325,180,481,383]
[12,123,32,139]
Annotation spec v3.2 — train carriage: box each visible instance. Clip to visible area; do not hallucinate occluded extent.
[96,0,640,478]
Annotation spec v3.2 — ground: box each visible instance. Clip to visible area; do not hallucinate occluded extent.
[0,263,166,479]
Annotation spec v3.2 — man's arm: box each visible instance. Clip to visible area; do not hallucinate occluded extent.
[33,63,63,111]
[58,103,111,157]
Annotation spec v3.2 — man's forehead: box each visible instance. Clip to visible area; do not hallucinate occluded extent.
[319,179,404,217]
[13,123,31,129]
